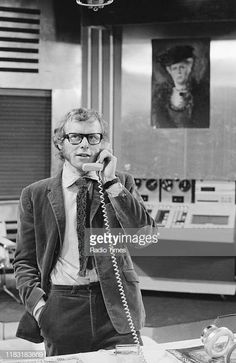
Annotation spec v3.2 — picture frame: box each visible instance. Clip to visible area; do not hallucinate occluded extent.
[151,38,210,128]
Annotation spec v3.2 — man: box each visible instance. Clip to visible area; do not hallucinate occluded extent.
[151,44,209,128]
[14,107,156,356]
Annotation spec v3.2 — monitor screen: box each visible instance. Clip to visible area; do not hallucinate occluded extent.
[191,215,229,225]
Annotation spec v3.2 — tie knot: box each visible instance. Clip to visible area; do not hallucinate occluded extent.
[75,177,88,189]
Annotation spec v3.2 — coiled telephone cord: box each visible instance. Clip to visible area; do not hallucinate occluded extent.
[97,175,147,363]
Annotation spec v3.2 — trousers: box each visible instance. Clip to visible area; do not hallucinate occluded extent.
[38,282,142,356]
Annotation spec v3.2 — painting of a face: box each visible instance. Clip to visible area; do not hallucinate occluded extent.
[166,58,193,86]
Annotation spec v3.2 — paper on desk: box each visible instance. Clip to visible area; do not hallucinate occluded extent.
[78,347,168,363]
[45,356,82,363]
[144,348,177,363]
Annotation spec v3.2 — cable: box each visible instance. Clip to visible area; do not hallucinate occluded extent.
[97,172,147,363]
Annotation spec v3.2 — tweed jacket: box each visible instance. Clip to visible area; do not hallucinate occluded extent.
[13,170,156,343]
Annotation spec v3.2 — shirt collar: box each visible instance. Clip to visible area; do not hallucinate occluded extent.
[62,160,99,188]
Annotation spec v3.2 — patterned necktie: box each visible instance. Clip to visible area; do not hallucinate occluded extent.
[75,178,90,277]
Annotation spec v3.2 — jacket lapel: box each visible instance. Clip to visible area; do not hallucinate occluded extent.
[47,171,65,247]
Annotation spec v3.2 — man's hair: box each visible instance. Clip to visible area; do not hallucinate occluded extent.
[53,107,109,159]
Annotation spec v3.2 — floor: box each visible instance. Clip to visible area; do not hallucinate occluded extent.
[142,290,236,328]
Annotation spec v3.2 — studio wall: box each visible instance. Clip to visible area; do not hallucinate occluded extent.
[0,0,82,176]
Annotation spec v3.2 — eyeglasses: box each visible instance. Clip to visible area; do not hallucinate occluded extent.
[64,133,103,145]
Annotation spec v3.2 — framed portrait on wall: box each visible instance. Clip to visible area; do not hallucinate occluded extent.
[151,38,210,128]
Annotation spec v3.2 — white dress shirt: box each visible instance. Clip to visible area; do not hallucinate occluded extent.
[50,160,99,285]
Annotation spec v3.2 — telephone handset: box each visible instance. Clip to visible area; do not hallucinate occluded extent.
[82,163,103,172]
[82,148,112,173]
[82,162,146,363]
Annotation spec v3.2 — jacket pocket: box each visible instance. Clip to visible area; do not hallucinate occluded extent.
[123,269,139,283]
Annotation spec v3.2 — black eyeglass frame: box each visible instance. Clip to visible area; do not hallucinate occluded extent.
[64,133,103,145]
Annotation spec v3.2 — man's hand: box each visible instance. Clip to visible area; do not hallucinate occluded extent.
[33,298,46,324]
[96,149,117,183]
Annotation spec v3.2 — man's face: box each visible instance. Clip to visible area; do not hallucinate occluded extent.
[60,118,103,172]
[167,58,193,86]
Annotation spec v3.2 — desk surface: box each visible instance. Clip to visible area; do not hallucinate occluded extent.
[44,338,202,363]
[0,337,203,363]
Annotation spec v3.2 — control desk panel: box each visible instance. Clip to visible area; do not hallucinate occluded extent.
[133,179,236,294]
[134,177,193,214]
[134,178,236,243]
[154,203,189,228]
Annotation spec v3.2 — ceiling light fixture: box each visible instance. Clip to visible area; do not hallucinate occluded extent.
[76,0,114,11]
